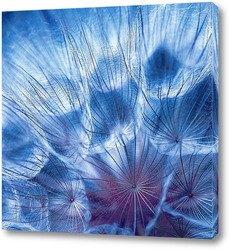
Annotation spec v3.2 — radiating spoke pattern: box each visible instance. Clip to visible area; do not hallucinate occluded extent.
[34,155,91,232]
[81,131,166,235]
[164,153,215,225]
[2,3,218,239]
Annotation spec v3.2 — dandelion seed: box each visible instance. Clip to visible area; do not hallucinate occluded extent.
[34,155,91,233]
[143,74,218,155]
[164,153,216,225]
[82,130,166,235]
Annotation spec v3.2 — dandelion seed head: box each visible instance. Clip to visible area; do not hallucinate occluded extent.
[2,3,218,237]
